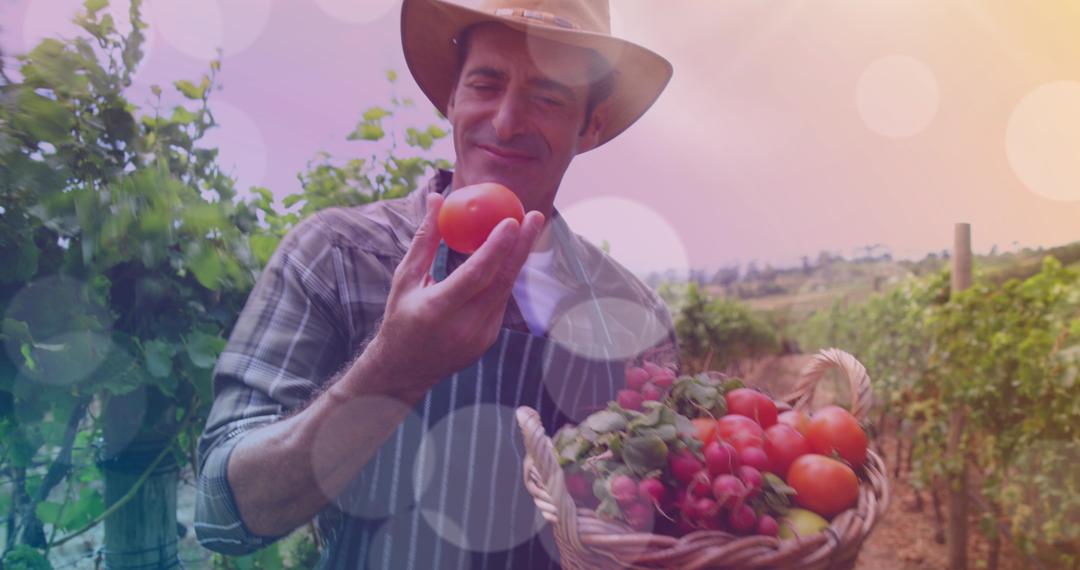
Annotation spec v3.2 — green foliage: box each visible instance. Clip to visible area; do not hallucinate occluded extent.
[1,1,451,565]
[0,0,257,554]
[2,545,53,570]
[675,283,780,374]
[791,256,1080,565]
[210,528,321,570]
[294,77,451,220]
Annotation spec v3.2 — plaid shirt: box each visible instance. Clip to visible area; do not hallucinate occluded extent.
[194,169,679,555]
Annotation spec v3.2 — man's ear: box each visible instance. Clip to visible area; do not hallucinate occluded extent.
[577,98,612,154]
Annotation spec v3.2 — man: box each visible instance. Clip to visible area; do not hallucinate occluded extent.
[195,0,676,568]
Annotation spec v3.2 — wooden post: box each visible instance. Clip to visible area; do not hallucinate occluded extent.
[102,444,179,569]
[101,387,180,569]
[947,223,972,570]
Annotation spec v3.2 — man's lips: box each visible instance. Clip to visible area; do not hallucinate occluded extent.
[477,144,536,162]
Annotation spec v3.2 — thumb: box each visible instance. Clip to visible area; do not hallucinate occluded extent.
[396,193,444,285]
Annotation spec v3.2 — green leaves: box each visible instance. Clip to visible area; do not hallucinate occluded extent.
[668,372,737,419]
[84,0,108,14]
[143,339,176,379]
[404,125,449,150]
[792,254,1080,561]
[621,435,668,476]
[0,9,455,560]
[349,123,385,142]
[362,106,392,122]
[174,75,211,100]
[12,90,73,144]
[2,545,53,570]
[675,283,779,374]
[249,234,281,267]
[185,331,226,369]
[35,488,105,531]
[583,409,626,434]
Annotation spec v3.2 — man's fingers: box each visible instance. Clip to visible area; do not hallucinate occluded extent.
[396,193,444,285]
[493,211,545,291]
[457,211,545,318]
[436,216,521,306]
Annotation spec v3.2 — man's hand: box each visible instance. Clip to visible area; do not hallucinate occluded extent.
[360,192,545,402]
[224,192,543,538]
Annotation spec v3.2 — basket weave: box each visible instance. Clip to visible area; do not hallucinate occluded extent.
[516,348,890,570]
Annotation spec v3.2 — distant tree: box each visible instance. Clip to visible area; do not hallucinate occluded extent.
[710,265,740,287]
[674,284,780,375]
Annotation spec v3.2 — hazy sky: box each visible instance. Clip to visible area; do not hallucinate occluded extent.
[4,0,1080,275]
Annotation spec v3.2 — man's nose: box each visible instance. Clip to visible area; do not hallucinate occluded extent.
[491,92,529,142]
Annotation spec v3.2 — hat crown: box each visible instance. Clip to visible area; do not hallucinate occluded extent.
[473,0,611,34]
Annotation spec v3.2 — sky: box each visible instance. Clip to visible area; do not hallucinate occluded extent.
[3,0,1080,276]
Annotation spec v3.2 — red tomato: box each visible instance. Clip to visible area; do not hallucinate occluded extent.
[716,415,765,452]
[764,424,812,478]
[692,418,718,446]
[437,183,524,254]
[725,389,778,428]
[787,454,859,518]
[805,406,868,468]
[778,410,811,435]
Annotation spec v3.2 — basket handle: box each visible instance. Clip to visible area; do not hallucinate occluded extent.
[783,348,874,421]
[515,407,585,547]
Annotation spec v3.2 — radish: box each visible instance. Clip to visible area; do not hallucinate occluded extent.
[610,475,638,506]
[617,389,644,412]
[757,514,780,537]
[711,474,746,509]
[738,446,770,472]
[625,366,650,391]
[641,383,662,402]
[728,503,757,534]
[638,478,667,506]
[624,501,652,531]
[737,465,763,499]
[704,441,739,476]
[565,472,592,502]
[669,450,703,485]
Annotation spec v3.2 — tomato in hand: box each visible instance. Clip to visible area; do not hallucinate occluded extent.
[716,414,765,452]
[805,406,868,468]
[437,183,525,254]
[786,454,859,518]
[725,389,778,428]
[763,423,811,478]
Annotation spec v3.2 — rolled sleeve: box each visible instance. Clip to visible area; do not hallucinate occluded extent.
[194,214,354,554]
[194,420,284,554]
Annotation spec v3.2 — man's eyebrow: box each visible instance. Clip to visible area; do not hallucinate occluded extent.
[465,66,578,102]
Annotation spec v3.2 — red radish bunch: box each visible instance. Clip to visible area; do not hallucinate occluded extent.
[554,372,870,539]
[616,361,676,412]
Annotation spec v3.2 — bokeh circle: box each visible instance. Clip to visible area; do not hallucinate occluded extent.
[1005,81,1080,202]
[856,55,939,139]
[310,395,427,520]
[415,403,545,553]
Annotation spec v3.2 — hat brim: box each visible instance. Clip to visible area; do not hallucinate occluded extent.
[401,0,673,152]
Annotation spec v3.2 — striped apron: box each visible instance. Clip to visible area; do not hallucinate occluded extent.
[317,229,625,569]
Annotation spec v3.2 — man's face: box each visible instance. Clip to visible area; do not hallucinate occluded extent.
[446,23,606,214]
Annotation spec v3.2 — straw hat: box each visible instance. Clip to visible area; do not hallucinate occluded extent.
[401,0,674,150]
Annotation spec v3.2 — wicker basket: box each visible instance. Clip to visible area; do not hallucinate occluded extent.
[516,348,890,570]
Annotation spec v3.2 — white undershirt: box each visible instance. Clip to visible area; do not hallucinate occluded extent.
[512,247,575,336]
